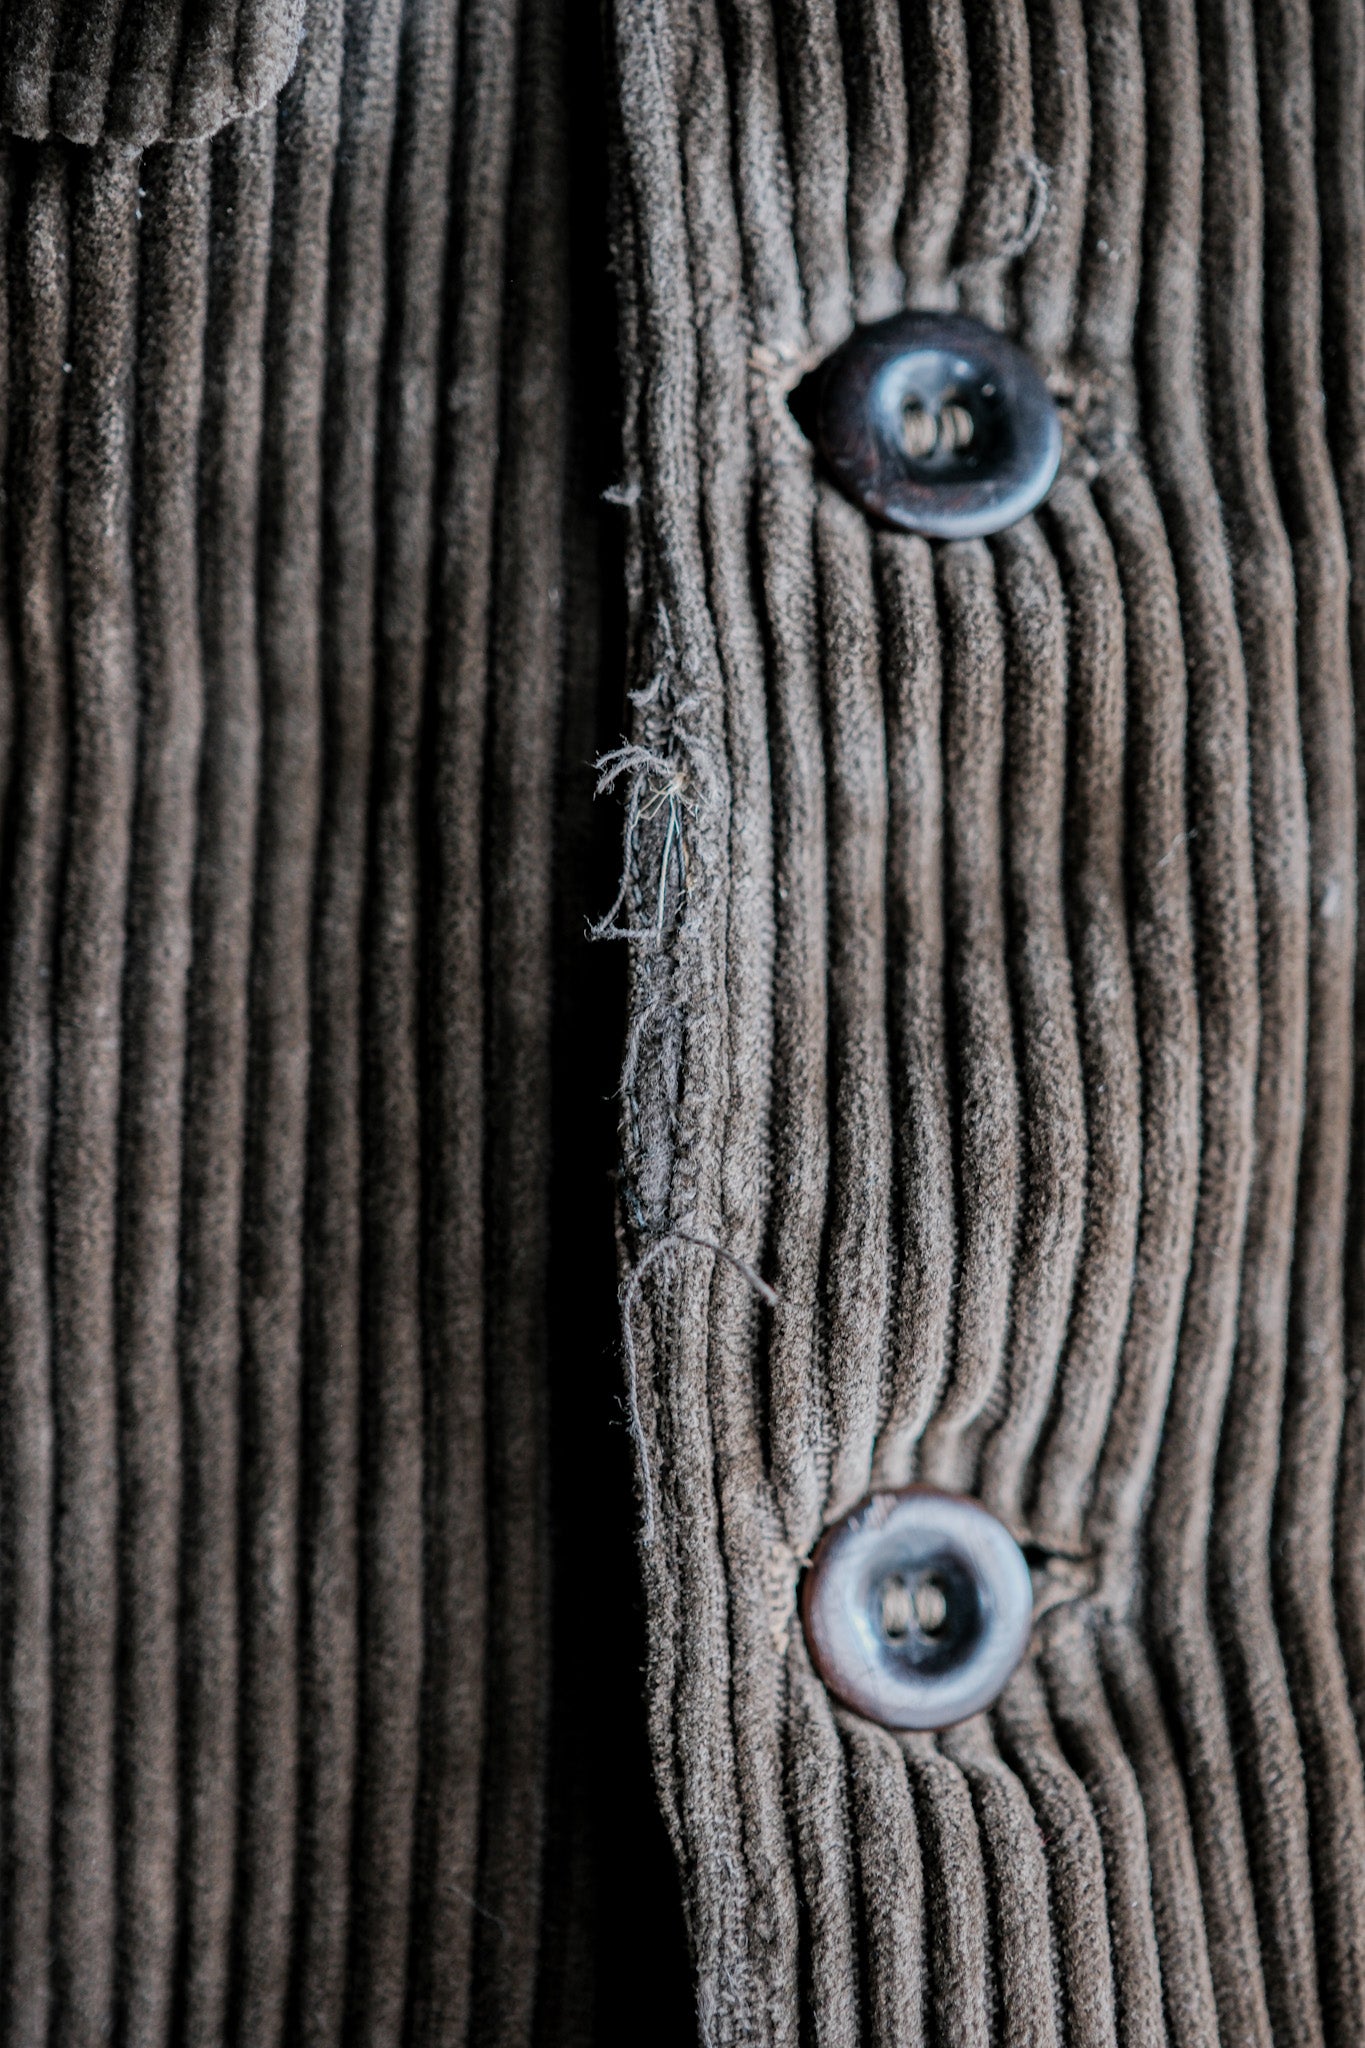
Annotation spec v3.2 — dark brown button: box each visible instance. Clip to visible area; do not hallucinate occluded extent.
[796,311,1061,538]
[801,1487,1033,1729]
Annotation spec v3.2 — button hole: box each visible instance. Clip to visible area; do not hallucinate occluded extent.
[914,1572,950,1636]
[901,401,937,460]
[878,1570,951,1641]
[901,396,976,460]
[879,1575,914,1640]
[938,401,975,453]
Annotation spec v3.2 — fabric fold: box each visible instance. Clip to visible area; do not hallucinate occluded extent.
[0,0,306,145]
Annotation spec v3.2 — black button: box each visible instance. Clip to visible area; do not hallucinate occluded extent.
[795,311,1061,538]
[800,1487,1033,1729]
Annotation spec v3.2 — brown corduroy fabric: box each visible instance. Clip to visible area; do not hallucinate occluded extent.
[608,0,1365,2041]
[0,0,307,146]
[0,0,701,2041]
[7,0,1365,2042]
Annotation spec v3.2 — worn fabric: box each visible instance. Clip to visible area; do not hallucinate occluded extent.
[0,0,694,2042]
[0,0,308,144]
[609,0,1365,2042]
[3,0,1365,2042]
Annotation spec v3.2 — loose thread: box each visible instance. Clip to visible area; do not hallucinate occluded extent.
[589,743,697,944]
[621,1230,780,1544]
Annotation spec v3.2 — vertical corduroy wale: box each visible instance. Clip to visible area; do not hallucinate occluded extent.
[0,0,674,2041]
[4,0,1365,2042]
[609,0,1365,2041]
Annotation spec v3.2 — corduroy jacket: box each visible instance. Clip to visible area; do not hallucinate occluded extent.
[0,0,1362,2043]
